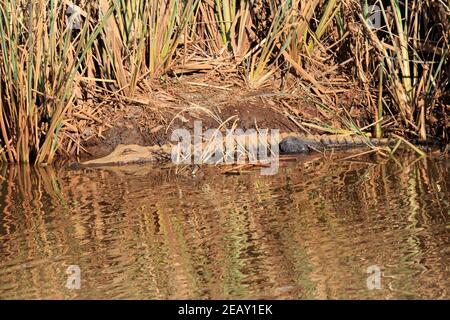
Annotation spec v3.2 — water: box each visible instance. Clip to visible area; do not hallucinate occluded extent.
[0,154,448,299]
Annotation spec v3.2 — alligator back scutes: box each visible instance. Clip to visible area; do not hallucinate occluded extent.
[282,133,395,147]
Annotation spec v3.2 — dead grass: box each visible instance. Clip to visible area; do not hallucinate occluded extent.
[0,0,448,163]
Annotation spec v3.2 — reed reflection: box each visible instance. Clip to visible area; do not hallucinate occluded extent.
[0,155,448,299]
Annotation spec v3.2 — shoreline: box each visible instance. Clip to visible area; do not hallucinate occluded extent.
[61,75,447,165]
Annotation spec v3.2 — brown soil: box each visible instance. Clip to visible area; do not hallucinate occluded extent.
[65,74,366,162]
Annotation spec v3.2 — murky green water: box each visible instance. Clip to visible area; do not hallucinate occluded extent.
[0,154,448,299]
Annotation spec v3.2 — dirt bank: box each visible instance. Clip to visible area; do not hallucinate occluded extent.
[62,75,375,163]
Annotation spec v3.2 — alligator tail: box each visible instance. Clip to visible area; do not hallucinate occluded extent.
[281,133,397,148]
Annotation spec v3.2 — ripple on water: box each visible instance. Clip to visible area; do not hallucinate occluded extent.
[0,156,448,299]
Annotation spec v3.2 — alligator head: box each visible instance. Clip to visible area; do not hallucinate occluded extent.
[81,144,171,167]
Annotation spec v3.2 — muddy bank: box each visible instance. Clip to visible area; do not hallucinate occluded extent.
[69,76,369,162]
[79,102,298,161]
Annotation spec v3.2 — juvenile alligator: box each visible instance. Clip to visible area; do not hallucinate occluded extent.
[78,133,396,167]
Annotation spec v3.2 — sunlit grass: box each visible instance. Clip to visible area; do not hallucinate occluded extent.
[0,0,448,163]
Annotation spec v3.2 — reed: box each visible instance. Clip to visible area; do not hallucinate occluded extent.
[0,0,448,163]
[357,0,449,140]
[0,0,116,163]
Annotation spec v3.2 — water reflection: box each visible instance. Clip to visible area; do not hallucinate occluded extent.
[0,155,448,299]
